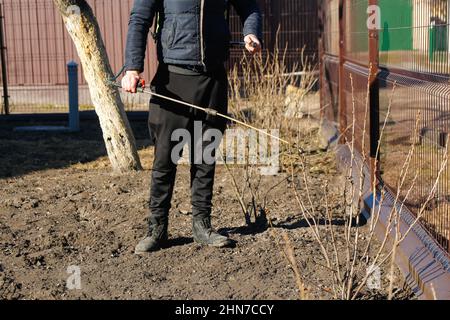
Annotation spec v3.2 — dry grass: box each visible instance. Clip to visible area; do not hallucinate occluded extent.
[225,46,318,298]
[226,46,447,300]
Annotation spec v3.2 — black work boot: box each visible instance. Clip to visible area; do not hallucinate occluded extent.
[192,216,231,248]
[135,216,168,254]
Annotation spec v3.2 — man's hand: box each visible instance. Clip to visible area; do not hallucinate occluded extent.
[244,34,261,55]
[121,70,141,93]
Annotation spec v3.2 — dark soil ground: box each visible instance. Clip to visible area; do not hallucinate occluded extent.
[0,116,412,300]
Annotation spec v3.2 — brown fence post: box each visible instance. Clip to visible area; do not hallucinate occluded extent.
[0,2,9,115]
[368,0,380,182]
[269,0,281,52]
[318,0,325,118]
[338,0,346,143]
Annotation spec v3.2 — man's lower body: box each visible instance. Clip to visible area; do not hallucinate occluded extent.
[135,64,231,254]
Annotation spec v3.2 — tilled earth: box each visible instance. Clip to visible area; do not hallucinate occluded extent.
[0,118,411,300]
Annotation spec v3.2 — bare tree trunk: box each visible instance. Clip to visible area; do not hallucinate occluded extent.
[53,0,142,172]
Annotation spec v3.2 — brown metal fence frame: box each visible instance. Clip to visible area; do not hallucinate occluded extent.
[0,0,158,113]
[0,2,8,115]
[0,0,318,114]
[319,0,450,258]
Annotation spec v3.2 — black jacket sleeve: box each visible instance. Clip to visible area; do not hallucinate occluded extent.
[230,0,263,41]
[125,0,158,73]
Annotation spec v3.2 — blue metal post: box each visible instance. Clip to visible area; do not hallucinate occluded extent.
[67,61,79,132]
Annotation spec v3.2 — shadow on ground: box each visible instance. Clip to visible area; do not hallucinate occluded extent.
[219,212,367,237]
[0,116,151,179]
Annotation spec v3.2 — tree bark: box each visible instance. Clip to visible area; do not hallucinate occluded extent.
[53,0,142,172]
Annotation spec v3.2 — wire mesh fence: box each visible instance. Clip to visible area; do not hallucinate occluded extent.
[229,0,319,69]
[320,0,450,253]
[0,0,156,113]
[0,0,319,115]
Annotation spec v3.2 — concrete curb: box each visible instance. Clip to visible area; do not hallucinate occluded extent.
[335,144,450,300]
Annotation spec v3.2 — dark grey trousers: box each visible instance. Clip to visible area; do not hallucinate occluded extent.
[147,64,228,225]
